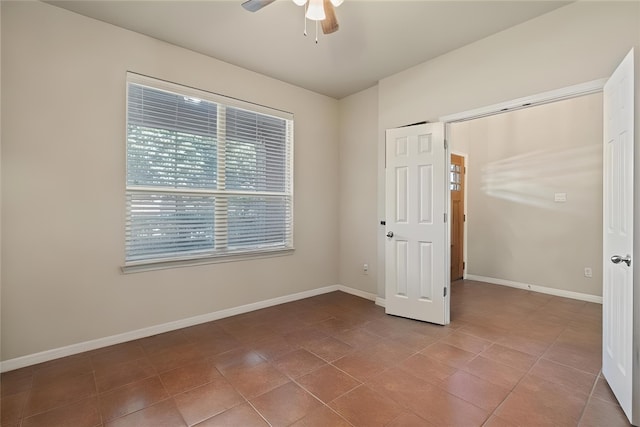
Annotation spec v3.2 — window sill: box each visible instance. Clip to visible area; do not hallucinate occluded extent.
[121,248,295,274]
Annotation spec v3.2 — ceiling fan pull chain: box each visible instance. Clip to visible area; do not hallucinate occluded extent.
[315,20,318,43]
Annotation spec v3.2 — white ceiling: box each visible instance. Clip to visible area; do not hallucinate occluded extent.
[47,0,571,99]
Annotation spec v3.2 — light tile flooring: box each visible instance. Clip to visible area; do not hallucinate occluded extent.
[0,280,632,426]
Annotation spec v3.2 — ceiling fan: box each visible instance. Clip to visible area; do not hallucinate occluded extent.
[241,0,343,37]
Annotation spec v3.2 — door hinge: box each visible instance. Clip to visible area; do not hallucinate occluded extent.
[463,262,466,270]
[444,287,447,297]
[444,140,448,150]
[464,214,466,222]
[444,213,448,223]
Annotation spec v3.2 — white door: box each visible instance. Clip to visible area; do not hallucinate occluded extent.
[385,123,449,325]
[603,48,634,424]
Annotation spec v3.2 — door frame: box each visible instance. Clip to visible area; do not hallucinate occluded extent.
[450,151,468,280]
[439,79,606,123]
[377,78,609,307]
[439,78,607,280]
[436,75,637,423]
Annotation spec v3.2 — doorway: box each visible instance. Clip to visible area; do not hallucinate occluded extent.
[446,92,603,298]
[450,153,465,281]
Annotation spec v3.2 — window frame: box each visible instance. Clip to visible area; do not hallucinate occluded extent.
[122,73,294,273]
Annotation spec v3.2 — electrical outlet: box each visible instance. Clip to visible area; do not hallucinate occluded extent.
[584,267,592,278]
[363,263,369,275]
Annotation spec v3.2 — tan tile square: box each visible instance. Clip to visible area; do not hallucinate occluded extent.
[333,328,380,349]
[105,399,186,427]
[437,331,493,354]
[330,385,404,427]
[95,358,156,393]
[174,378,243,425]
[528,358,596,397]
[160,359,222,396]
[140,331,190,355]
[297,364,361,403]
[21,397,101,427]
[221,361,289,399]
[365,367,489,426]
[420,342,476,368]
[98,377,168,422]
[461,356,526,389]
[386,412,435,427]
[496,375,588,425]
[31,355,93,389]
[365,339,415,364]
[212,348,265,375]
[439,370,510,411]
[302,337,354,362]
[331,351,388,382]
[483,415,519,427]
[195,403,269,426]
[1,368,33,397]
[579,397,630,427]
[272,349,326,378]
[290,406,352,427]
[398,353,457,386]
[90,342,146,371]
[592,375,621,405]
[1,391,28,426]
[251,382,321,427]
[543,340,602,375]
[480,344,537,371]
[388,329,440,351]
[192,333,243,357]
[251,336,299,360]
[24,372,96,417]
[147,343,207,373]
[284,328,329,347]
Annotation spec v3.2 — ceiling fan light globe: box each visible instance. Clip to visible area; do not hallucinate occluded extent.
[305,0,325,20]
[292,0,307,6]
[330,0,343,7]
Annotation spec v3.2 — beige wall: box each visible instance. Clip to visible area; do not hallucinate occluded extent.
[1,1,339,360]
[375,1,640,297]
[451,93,603,295]
[337,86,378,294]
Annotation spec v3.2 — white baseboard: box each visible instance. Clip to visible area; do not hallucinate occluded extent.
[0,284,376,373]
[375,297,386,307]
[465,275,603,304]
[335,285,377,302]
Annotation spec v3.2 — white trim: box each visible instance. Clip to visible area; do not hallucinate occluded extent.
[127,72,293,120]
[335,285,377,302]
[0,284,376,373]
[375,297,386,307]
[439,78,607,123]
[465,274,603,304]
[122,248,295,274]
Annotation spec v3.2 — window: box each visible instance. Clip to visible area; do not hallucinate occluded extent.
[125,73,293,268]
[450,163,461,191]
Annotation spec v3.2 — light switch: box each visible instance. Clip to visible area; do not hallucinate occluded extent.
[554,192,567,202]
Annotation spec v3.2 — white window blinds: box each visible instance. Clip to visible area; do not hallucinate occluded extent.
[125,73,293,266]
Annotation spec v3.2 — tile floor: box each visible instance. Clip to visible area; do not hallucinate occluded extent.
[0,280,632,426]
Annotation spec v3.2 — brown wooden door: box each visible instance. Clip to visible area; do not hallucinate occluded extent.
[450,154,465,281]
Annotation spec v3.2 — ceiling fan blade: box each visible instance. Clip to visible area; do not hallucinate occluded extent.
[241,0,276,12]
[321,0,339,34]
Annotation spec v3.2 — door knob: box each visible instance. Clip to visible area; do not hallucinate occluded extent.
[611,254,632,267]
[386,231,394,238]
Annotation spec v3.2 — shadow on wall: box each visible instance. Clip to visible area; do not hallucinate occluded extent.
[480,144,601,213]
